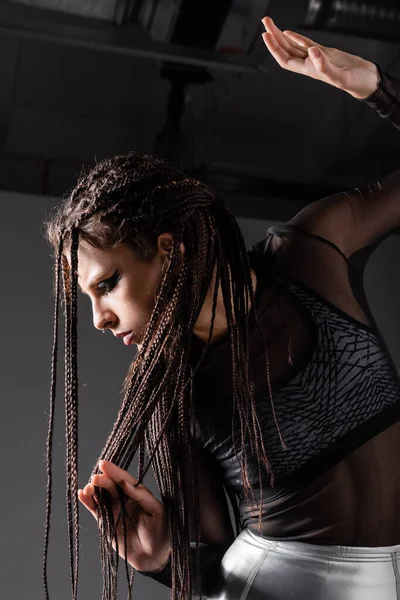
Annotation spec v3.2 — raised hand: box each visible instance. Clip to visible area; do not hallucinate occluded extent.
[261,16,379,99]
[78,460,171,572]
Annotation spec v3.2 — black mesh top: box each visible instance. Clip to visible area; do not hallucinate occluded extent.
[192,230,400,545]
[139,67,400,594]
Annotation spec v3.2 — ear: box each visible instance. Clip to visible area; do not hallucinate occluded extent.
[157,233,185,261]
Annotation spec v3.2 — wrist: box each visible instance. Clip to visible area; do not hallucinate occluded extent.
[347,62,380,100]
[137,544,171,573]
[360,62,380,99]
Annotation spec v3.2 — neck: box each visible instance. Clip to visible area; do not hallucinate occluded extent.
[193,268,257,344]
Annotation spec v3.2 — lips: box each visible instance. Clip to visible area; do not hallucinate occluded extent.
[123,332,135,346]
[114,331,134,345]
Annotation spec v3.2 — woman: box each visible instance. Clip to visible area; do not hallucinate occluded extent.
[43,16,400,600]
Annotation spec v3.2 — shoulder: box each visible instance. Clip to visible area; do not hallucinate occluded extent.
[266,227,372,328]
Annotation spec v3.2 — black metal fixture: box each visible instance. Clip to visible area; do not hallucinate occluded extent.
[153,0,233,164]
[302,0,400,42]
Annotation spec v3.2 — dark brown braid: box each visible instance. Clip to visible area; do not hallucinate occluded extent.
[43,150,279,600]
[42,236,63,600]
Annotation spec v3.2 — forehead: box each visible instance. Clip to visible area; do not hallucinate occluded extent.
[66,242,128,293]
[64,240,116,270]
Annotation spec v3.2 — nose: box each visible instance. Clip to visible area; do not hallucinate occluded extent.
[92,301,115,332]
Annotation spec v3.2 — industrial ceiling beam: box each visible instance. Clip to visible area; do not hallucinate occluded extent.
[0,3,268,74]
[0,150,344,221]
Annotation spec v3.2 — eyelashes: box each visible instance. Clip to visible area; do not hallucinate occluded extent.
[97,270,121,295]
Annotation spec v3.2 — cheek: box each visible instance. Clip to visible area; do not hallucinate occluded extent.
[120,275,158,320]
[134,262,162,308]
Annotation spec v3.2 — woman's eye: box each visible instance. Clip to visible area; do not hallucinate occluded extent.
[97,270,121,295]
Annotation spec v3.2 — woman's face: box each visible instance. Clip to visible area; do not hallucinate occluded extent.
[75,236,173,348]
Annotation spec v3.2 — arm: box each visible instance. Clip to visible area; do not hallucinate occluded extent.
[287,68,400,258]
[137,444,236,596]
[287,170,400,261]
[261,17,400,259]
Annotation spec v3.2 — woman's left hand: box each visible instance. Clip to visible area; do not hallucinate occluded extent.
[261,16,379,100]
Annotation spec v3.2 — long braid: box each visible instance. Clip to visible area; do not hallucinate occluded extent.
[69,230,80,600]
[42,236,63,600]
[44,151,284,600]
[62,244,77,597]
[96,253,194,598]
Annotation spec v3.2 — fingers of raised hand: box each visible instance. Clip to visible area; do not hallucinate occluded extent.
[262,31,309,74]
[262,17,307,58]
[307,46,343,86]
[283,30,321,50]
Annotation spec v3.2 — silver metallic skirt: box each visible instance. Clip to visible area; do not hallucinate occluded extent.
[207,527,400,600]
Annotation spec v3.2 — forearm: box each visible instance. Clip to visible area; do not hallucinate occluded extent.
[361,64,400,130]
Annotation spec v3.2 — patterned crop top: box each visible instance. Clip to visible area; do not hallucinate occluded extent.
[260,262,400,482]
[192,239,400,491]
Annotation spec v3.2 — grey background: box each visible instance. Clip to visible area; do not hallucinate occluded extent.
[0,190,399,599]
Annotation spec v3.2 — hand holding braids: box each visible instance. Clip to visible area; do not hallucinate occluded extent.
[43,151,280,600]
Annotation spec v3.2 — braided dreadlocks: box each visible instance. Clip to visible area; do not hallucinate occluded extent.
[43,151,276,600]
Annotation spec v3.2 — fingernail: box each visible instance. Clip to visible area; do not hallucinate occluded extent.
[309,46,321,58]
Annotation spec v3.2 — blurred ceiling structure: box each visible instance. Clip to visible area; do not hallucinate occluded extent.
[0,0,400,220]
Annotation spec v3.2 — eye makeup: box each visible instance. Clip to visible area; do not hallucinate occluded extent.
[97,270,121,295]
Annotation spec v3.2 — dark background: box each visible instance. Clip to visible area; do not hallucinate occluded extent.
[1,0,400,217]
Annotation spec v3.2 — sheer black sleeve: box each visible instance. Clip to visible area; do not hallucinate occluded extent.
[361,64,400,130]
[286,67,400,262]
